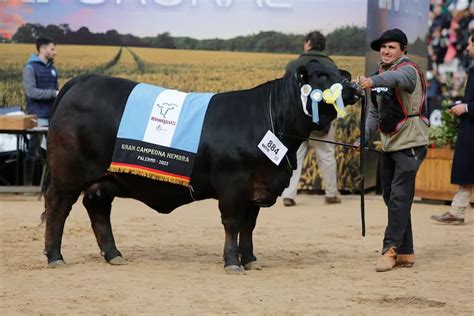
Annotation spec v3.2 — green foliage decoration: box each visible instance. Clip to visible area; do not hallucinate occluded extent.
[429,98,459,149]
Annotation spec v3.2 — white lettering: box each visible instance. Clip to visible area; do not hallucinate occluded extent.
[80,0,105,4]
[166,152,189,162]
[256,0,292,9]
[394,0,400,12]
[154,0,182,6]
[74,0,293,8]
[215,0,232,7]
[378,0,422,15]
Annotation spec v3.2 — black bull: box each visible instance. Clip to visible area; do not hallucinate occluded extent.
[43,61,360,273]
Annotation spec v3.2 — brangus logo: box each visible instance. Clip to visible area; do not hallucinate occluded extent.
[156,102,176,118]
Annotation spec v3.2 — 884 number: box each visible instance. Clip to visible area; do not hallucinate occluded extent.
[267,140,279,155]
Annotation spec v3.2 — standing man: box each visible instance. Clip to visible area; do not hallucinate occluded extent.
[431,35,474,224]
[22,37,59,185]
[282,30,341,207]
[358,29,429,272]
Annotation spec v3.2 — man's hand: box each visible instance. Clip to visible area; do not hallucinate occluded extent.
[449,103,467,116]
[353,138,361,151]
[358,76,373,90]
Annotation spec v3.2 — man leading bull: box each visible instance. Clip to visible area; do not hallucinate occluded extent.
[358,29,429,272]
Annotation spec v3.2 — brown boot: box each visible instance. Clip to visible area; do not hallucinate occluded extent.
[375,247,397,272]
[325,196,341,204]
[396,254,415,267]
[283,198,296,207]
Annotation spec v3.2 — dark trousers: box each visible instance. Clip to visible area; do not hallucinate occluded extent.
[24,118,48,185]
[380,146,427,255]
[23,135,43,185]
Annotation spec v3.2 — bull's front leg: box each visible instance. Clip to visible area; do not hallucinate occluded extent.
[218,197,246,275]
[239,205,261,270]
[82,192,126,265]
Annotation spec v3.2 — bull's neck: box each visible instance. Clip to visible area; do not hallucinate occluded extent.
[265,76,313,152]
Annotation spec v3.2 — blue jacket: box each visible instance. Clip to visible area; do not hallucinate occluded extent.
[23,55,58,119]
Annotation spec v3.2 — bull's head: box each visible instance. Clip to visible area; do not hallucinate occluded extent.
[338,69,363,106]
[294,60,362,131]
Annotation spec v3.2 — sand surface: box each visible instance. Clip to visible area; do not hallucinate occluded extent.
[1,194,473,314]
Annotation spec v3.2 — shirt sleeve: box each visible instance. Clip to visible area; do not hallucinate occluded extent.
[370,65,417,93]
[467,102,474,120]
[22,64,57,100]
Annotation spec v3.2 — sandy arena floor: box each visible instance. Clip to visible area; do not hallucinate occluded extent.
[1,194,473,314]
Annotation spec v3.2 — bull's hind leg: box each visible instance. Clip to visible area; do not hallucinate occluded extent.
[239,205,261,270]
[44,184,81,266]
[82,182,126,265]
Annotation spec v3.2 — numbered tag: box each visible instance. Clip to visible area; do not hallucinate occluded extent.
[258,130,288,165]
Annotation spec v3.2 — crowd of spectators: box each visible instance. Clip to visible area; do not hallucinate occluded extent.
[427,0,473,111]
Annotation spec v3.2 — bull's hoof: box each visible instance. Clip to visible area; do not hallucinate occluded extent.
[224,265,246,275]
[244,261,262,270]
[108,256,128,265]
[48,259,66,268]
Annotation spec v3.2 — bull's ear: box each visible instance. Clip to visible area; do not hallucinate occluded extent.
[296,65,309,84]
[339,69,352,81]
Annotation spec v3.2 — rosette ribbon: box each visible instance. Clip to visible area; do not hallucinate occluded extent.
[322,84,346,118]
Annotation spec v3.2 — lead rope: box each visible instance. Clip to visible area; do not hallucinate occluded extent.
[268,93,293,170]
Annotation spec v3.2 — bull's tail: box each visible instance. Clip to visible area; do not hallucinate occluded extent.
[40,209,46,226]
[41,75,95,224]
[39,167,51,225]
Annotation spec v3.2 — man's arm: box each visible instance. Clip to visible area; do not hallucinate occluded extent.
[468,102,474,120]
[22,65,57,100]
[451,102,474,120]
[370,65,417,93]
[358,65,417,93]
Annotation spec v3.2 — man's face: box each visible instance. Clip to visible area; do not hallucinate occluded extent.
[466,36,474,59]
[379,41,404,65]
[303,40,312,52]
[40,43,57,61]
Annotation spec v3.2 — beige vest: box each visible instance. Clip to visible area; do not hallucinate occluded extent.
[379,60,429,152]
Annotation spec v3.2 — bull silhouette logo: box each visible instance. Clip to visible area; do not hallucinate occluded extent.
[156,102,176,118]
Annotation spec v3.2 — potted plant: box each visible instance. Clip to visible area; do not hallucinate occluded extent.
[415,97,461,201]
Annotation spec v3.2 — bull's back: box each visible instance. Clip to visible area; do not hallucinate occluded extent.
[48,75,138,185]
[198,88,269,155]
[51,75,137,133]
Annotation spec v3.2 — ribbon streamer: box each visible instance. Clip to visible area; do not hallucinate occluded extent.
[310,89,322,124]
[331,83,346,118]
[300,84,312,116]
[322,86,346,118]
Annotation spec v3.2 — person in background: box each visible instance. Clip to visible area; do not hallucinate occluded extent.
[22,37,59,185]
[358,28,429,272]
[431,34,474,225]
[282,30,341,207]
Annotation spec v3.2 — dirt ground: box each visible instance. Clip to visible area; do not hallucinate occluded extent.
[0,193,473,315]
